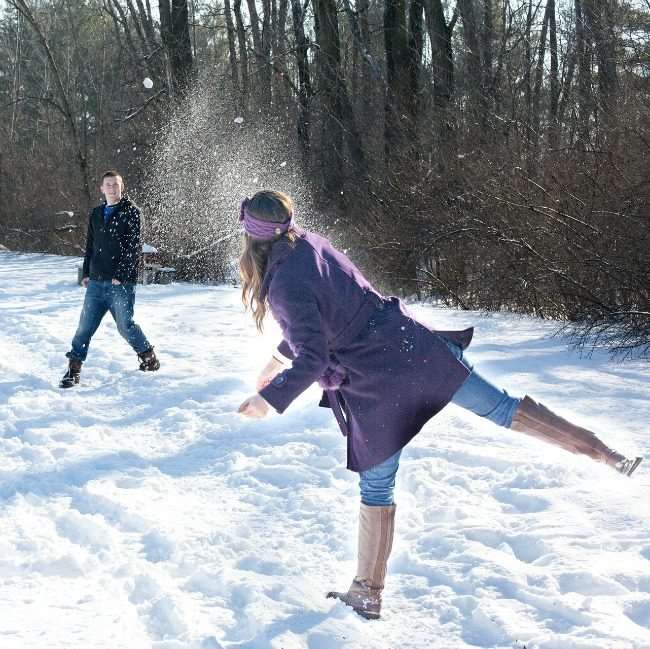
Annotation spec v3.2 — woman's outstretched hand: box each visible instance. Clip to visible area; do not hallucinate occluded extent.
[256,356,285,391]
[238,394,271,419]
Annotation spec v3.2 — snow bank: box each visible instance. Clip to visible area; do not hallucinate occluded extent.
[1,251,648,648]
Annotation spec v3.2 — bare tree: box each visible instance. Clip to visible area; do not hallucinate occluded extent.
[290,0,312,154]
[313,0,366,195]
[223,0,240,97]
[159,0,193,93]
[384,0,413,157]
[233,0,250,107]
[422,0,457,141]
[8,0,91,199]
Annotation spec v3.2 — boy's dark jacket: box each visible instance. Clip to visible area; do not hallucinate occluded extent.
[82,197,141,284]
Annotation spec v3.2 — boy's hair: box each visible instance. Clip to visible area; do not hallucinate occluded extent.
[101,170,123,183]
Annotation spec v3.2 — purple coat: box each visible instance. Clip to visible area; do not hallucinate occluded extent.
[258,229,473,472]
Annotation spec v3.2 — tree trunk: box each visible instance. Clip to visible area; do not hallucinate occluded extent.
[342,0,376,133]
[108,0,146,76]
[158,0,174,94]
[159,0,193,94]
[273,0,289,103]
[223,0,240,97]
[558,33,576,144]
[407,0,424,143]
[422,0,456,143]
[583,0,619,133]
[171,0,193,91]
[313,0,366,195]
[261,0,273,104]
[457,0,484,123]
[358,0,373,122]
[524,0,533,145]
[384,0,412,158]
[290,0,312,155]
[233,0,250,108]
[313,0,343,192]
[575,0,593,148]
[482,0,494,112]
[342,0,362,102]
[124,0,148,56]
[492,0,509,128]
[532,0,551,144]
[134,0,160,56]
[547,0,559,148]
[10,9,23,141]
[246,0,271,104]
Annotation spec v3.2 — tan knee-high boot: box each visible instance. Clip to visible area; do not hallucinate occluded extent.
[327,503,396,619]
[511,396,642,475]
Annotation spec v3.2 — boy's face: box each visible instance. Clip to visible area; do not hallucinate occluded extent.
[101,175,123,204]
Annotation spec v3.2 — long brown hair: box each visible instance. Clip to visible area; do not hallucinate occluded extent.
[239,190,295,331]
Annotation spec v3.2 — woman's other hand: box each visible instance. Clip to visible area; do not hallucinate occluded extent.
[238,394,271,418]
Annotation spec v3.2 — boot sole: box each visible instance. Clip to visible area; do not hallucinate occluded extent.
[326,591,381,620]
[626,457,643,477]
[59,377,80,388]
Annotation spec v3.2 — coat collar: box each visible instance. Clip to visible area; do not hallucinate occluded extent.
[259,226,305,300]
[98,196,131,213]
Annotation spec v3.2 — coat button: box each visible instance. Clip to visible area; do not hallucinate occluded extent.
[272,373,287,387]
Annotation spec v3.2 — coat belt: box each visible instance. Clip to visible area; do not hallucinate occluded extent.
[319,291,386,436]
[324,389,349,436]
[329,291,385,351]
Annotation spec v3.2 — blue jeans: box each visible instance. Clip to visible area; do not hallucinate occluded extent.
[67,280,151,362]
[359,339,521,506]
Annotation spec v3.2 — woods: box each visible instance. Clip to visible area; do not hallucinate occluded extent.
[0,0,648,356]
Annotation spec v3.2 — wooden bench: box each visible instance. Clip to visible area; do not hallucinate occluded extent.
[76,243,176,285]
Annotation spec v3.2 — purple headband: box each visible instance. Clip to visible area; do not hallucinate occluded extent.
[239,198,293,241]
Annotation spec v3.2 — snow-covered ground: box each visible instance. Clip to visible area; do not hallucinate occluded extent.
[1,250,649,649]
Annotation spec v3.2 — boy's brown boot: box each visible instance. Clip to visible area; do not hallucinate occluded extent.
[59,358,82,388]
[137,347,160,371]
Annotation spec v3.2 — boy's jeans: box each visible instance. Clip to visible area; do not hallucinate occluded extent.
[66,280,151,362]
[359,339,521,506]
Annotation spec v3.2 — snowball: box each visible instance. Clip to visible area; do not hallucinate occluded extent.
[143,77,153,89]
[234,117,244,124]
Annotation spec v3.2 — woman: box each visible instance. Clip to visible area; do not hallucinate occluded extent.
[237,190,642,620]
